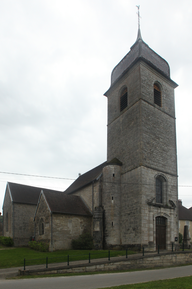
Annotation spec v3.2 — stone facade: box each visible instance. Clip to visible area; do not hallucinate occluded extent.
[34,190,92,250]
[66,30,179,251]
[103,36,178,250]
[2,184,38,246]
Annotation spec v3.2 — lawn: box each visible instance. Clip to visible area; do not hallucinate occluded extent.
[0,247,135,269]
[102,276,192,288]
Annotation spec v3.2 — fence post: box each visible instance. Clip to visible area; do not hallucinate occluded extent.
[67,255,69,266]
[126,249,128,259]
[158,245,159,254]
[142,247,144,256]
[108,250,110,261]
[183,242,184,251]
[46,257,48,269]
[24,258,25,271]
[89,253,90,263]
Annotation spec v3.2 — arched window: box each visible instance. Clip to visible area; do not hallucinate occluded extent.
[154,83,161,107]
[156,176,166,204]
[39,218,44,235]
[120,87,128,112]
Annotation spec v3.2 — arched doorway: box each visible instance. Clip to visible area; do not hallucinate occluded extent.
[156,216,166,250]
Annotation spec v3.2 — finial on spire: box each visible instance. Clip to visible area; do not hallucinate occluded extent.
[136,5,141,29]
[136,5,142,40]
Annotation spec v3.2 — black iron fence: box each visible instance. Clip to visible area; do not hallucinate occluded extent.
[22,244,188,270]
[23,249,131,270]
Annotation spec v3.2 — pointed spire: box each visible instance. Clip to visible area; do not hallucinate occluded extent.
[136,5,142,41]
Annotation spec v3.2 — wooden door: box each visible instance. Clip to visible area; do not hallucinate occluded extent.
[156,216,166,250]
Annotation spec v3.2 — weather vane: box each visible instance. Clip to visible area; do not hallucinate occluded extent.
[136,5,141,30]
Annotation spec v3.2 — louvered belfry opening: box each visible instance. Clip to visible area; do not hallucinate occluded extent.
[154,83,161,107]
[120,87,127,112]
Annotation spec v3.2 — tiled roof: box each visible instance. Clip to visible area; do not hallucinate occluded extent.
[178,201,192,221]
[8,182,41,205]
[65,162,107,195]
[42,189,92,216]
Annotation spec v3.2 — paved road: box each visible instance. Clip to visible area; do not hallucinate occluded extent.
[0,265,192,289]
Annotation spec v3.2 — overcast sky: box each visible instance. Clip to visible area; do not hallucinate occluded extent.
[0,0,192,211]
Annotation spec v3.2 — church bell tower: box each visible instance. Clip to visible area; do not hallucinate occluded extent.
[104,10,178,250]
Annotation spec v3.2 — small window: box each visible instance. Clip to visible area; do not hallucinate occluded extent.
[120,87,128,111]
[154,83,161,107]
[39,218,44,235]
[156,176,166,204]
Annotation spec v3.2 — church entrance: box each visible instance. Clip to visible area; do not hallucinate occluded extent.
[156,216,166,250]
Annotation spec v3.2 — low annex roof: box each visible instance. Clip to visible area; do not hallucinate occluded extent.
[65,158,122,195]
[178,200,192,221]
[8,182,42,205]
[42,189,92,216]
[65,162,107,195]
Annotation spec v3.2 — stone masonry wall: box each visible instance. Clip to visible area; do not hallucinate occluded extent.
[35,194,51,246]
[120,167,142,247]
[52,214,92,250]
[74,184,93,212]
[106,60,178,249]
[13,203,36,246]
[22,252,192,276]
[140,166,178,250]
[102,165,121,247]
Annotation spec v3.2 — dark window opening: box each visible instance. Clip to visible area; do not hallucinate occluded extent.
[112,222,113,227]
[113,173,115,177]
[120,87,128,111]
[39,218,44,235]
[154,84,161,107]
[156,216,166,225]
[112,197,113,200]
[156,178,163,203]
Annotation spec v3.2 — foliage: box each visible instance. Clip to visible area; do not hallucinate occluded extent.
[179,232,183,244]
[28,241,49,252]
[0,236,14,246]
[71,232,93,250]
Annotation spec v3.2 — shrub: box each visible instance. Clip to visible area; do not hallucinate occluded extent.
[28,241,49,252]
[72,232,93,250]
[0,236,14,247]
[179,232,183,244]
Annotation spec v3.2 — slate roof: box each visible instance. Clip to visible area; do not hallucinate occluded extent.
[104,29,178,96]
[42,189,92,216]
[8,182,42,205]
[65,162,107,195]
[65,159,122,195]
[178,200,192,221]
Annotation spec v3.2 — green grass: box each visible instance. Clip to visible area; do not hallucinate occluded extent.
[0,247,135,269]
[102,276,192,288]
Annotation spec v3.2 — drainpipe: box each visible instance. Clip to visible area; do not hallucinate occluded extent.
[12,202,14,240]
[51,212,53,252]
[92,181,94,212]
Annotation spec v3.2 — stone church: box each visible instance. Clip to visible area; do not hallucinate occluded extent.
[2,24,179,251]
[65,26,179,251]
